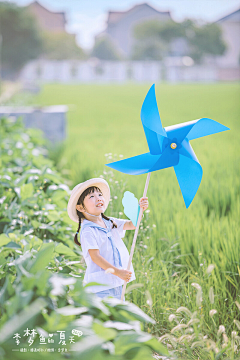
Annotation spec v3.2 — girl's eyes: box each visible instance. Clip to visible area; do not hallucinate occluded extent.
[89,194,102,198]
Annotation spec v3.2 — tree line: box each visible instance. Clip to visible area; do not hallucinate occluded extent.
[0,2,85,75]
[0,1,226,75]
[93,19,226,63]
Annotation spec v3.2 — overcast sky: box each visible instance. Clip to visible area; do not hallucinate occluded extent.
[6,0,240,49]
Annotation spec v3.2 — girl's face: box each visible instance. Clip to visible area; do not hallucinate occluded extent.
[77,189,106,216]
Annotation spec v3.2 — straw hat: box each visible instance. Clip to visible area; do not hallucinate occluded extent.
[67,178,110,223]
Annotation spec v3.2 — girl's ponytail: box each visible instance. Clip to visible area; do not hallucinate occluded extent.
[102,213,117,229]
[74,214,82,247]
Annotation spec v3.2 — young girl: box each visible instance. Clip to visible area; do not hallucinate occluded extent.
[67,178,148,301]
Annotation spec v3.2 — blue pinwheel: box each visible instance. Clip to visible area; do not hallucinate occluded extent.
[106,84,230,208]
[106,84,230,302]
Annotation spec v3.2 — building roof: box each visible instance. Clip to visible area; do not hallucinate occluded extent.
[107,3,171,24]
[108,11,125,24]
[26,1,66,24]
[215,7,240,23]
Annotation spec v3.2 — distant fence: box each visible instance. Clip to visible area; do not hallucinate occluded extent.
[19,60,240,83]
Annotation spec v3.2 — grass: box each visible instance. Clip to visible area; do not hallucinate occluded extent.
[9,82,240,356]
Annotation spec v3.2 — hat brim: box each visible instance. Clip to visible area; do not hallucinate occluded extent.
[67,178,110,223]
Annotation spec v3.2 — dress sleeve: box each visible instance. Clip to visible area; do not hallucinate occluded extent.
[81,227,99,259]
[110,217,128,239]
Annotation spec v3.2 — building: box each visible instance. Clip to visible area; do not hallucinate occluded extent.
[96,3,172,57]
[214,7,240,68]
[25,1,67,33]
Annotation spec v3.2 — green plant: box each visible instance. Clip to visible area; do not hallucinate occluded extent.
[158,274,240,359]
[0,115,169,360]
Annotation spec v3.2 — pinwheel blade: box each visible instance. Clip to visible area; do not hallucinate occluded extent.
[186,118,230,140]
[106,146,180,175]
[141,84,167,155]
[174,139,203,208]
[106,152,160,175]
[165,118,230,143]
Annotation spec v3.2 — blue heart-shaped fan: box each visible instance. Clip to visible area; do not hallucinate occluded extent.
[122,191,140,227]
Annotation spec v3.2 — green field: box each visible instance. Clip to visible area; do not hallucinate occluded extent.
[12,83,240,355]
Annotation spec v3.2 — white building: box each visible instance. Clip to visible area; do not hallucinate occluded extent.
[215,7,240,68]
[96,3,172,57]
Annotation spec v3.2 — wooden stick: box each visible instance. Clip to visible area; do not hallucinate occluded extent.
[121,172,151,302]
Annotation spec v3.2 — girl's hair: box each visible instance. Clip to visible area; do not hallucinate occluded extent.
[74,185,117,247]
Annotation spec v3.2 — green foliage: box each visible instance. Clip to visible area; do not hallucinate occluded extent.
[41,31,86,60]
[188,23,227,63]
[0,2,43,71]
[133,19,188,60]
[131,39,166,61]
[0,2,86,72]
[134,19,185,42]
[91,36,122,60]
[133,19,226,62]
[0,115,169,360]
[0,117,74,246]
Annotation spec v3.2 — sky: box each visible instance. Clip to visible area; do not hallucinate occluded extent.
[5,0,240,50]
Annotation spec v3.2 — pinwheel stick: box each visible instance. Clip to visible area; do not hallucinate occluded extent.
[121,172,151,302]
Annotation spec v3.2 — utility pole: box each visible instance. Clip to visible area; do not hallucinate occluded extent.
[0,33,2,95]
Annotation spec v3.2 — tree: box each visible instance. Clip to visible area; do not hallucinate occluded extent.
[41,31,86,60]
[133,19,186,60]
[134,19,186,42]
[133,19,227,63]
[91,36,121,60]
[0,2,43,71]
[188,23,226,63]
[132,39,166,61]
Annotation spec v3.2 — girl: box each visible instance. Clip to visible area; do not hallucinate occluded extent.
[67,178,148,301]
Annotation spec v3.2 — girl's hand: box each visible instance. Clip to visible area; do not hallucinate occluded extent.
[139,197,148,211]
[115,268,132,282]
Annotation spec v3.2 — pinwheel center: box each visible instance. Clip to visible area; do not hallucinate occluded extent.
[170,142,177,149]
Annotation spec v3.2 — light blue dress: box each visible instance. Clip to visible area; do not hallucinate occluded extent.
[80,216,136,300]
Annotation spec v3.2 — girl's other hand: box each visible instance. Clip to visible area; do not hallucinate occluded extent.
[139,197,148,211]
[115,269,132,282]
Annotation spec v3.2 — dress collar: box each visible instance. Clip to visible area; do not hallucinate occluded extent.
[82,217,111,230]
